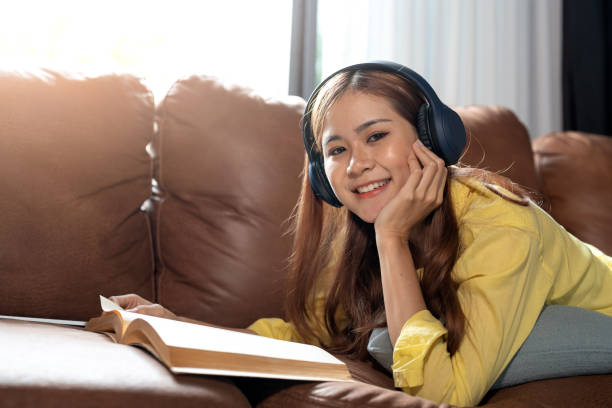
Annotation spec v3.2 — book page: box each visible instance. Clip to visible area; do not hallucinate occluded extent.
[86,297,140,339]
[120,312,343,366]
[99,296,142,327]
[0,315,86,327]
[100,295,125,312]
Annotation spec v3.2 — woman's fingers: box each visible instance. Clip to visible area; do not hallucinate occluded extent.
[405,151,423,189]
[128,304,176,319]
[411,140,447,206]
[109,294,152,310]
[110,300,178,320]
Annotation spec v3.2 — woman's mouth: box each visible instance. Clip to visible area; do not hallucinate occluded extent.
[354,178,391,196]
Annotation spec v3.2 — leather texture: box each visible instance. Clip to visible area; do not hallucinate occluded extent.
[0,318,250,407]
[154,76,305,328]
[255,381,444,408]
[237,354,449,408]
[455,105,539,193]
[481,375,612,407]
[0,70,155,321]
[533,131,612,256]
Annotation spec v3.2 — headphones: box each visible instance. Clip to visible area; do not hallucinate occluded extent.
[301,61,466,207]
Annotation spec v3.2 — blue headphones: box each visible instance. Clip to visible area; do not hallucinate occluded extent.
[301,61,466,207]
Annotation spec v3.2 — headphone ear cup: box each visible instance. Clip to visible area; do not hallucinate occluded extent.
[416,104,435,153]
[308,159,343,208]
[437,106,467,165]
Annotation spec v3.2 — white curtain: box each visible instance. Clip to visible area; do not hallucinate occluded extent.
[317,0,562,139]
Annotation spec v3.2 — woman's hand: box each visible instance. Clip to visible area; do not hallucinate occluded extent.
[109,294,178,320]
[374,139,447,242]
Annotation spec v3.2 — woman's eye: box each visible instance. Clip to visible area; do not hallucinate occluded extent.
[368,132,388,143]
[328,146,345,156]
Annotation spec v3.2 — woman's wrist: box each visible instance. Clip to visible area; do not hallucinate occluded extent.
[375,227,412,249]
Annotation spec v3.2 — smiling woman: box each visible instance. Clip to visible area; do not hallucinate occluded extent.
[246,61,612,406]
[0,0,292,100]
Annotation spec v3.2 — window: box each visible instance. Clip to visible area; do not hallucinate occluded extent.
[0,0,293,102]
[315,0,562,139]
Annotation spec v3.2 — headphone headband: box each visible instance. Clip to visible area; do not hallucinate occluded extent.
[302,61,466,207]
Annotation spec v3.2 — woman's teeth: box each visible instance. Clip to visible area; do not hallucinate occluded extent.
[356,179,390,194]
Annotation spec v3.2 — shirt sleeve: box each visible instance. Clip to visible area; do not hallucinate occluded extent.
[392,226,551,406]
[247,317,304,343]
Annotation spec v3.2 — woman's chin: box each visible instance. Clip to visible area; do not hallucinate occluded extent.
[346,199,387,224]
[351,196,393,224]
[354,210,379,224]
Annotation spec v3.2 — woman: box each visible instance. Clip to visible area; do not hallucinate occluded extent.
[113,62,612,406]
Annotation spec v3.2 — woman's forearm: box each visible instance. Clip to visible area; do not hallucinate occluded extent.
[376,235,427,346]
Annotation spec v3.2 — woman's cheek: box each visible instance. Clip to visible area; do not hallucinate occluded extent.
[382,145,406,163]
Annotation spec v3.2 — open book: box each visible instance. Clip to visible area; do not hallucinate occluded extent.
[85,296,352,382]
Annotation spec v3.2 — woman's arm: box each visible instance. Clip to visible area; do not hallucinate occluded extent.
[374,140,446,345]
[376,237,425,345]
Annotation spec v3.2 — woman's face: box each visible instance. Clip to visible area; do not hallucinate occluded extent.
[321,90,419,223]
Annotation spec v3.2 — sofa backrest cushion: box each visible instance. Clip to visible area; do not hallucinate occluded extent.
[155,77,305,328]
[533,131,612,256]
[455,105,539,194]
[0,70,155,320]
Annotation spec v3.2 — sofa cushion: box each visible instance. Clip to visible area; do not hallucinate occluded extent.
[254,381,444,408]
[533,131,612,255]
[234,355,443,408]
[481,375,612,408]
[0,70,155,321]
[455,106,539,194]
[155,77,305,328]
[0,318,250,408]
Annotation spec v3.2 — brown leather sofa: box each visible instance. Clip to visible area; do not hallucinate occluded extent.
[1,70,610,407]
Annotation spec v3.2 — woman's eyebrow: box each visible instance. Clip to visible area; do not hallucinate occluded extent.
[354,118,391,133]
[323,118,392,147]
[323,135,341,147]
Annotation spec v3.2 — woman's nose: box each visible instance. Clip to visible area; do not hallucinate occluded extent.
[347,146,374,176]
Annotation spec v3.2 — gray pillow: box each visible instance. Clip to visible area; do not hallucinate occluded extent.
[367,305,612,390]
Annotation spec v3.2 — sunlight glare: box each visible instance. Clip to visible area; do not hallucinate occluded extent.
[0,0,292,101]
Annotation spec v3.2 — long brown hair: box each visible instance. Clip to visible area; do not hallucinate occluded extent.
[285,70,529,358]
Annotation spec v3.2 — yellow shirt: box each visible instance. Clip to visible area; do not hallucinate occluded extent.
[248,177,612,406]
